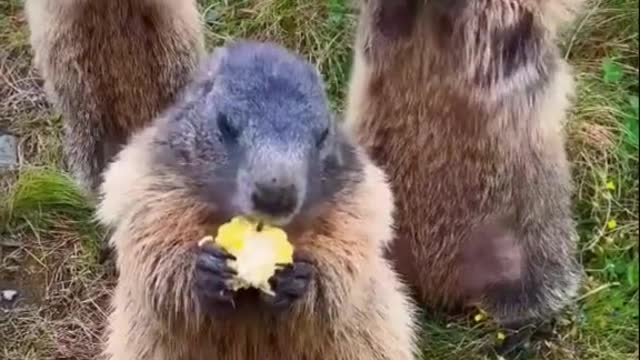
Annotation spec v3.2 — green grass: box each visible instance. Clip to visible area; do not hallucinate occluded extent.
[0,168,103,259]
[564,1,639,358]
[198,0,355,109]
[0,0,638,359]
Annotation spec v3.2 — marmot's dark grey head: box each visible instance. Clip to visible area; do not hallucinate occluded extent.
[154,40,362,226]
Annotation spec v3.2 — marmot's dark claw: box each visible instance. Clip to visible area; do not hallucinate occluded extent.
[194,243,237,315]
[262,259,314,312]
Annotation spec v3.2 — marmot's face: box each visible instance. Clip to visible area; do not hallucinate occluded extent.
[208,101,334,227]
[157,42,362,227]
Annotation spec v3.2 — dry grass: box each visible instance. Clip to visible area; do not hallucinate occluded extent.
[0,222,113,360]
[0,0,64,169]
[0,0,638,359]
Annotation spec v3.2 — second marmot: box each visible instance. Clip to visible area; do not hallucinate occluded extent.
[25,0,205,195]
[345,0,584,327]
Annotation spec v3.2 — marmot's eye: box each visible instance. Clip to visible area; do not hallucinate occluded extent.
[316,128,329,148]
[217,113,240,142]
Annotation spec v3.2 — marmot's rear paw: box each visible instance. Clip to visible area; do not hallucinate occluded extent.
[493,318,555,359]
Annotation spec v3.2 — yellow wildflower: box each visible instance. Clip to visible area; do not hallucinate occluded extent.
[607,219,618,230]
[606,181,616,191]
[474,309,488,323]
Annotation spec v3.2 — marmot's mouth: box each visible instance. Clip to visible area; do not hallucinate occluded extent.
[228,184,303,230]
[238,215,266,231]
[244,211,296,229]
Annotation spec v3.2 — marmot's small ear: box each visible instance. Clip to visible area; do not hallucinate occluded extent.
[373,0,420,39]
[332,123,351,167]
[313,66,326,91]
[200,46,229,79]
[178,47,229,104]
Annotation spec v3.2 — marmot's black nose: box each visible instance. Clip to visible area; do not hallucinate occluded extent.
[251,182,298,217]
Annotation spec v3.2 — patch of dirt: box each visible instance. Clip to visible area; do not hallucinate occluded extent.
[0,223,114,360]
[0,233,48,310]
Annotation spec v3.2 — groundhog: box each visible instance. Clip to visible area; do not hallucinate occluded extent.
[24,0,205,196]
[345,0,584,330]
[97,41,419,360]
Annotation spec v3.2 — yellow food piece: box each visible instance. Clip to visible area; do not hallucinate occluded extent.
[200,216,293,295]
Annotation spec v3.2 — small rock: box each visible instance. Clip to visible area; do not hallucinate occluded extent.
[0,133,18,170]
[0,238,21,248]
[1,289,19,302]
[204,8,220,26]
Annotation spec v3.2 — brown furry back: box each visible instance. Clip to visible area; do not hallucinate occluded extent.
[96,122,420,360]
[345,0,584,325]
[24,0,204,195]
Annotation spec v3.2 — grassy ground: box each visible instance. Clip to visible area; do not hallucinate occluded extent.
[0,0,638,359]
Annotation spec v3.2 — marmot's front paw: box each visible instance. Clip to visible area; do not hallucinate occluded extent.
[262,254,313,311]
[194,242,237,315]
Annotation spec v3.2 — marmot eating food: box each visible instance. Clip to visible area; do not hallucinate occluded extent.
[98,41,419,360]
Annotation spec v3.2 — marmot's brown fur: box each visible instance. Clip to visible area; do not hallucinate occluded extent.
[98,41,419,360]
[345,0,584,327]
[24,0,204,195]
